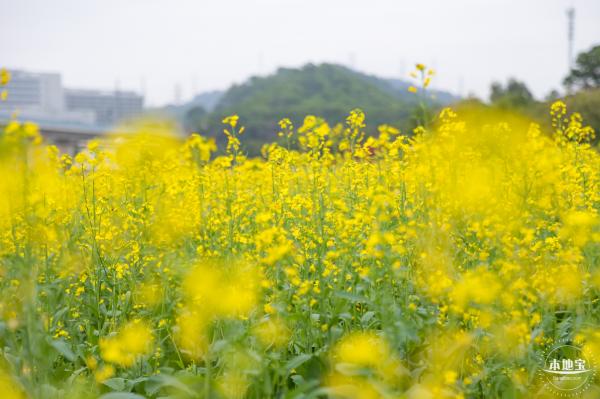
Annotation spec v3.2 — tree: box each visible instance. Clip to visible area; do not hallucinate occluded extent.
[489,78,534,109]
[564,45,600,90]
[545,89,560,102]
[184,106,207,131]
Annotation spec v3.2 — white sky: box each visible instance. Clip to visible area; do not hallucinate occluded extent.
[2,0,599,106]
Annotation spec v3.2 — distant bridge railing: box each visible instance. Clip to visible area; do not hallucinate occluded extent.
[38,124,107,154]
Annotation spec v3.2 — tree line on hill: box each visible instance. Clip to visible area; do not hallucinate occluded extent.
[466,45,600,144]
[178,64,457,154]
[175,45,600,154]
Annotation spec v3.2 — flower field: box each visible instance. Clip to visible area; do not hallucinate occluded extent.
[1,78,600,397]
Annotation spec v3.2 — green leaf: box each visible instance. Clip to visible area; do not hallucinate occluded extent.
[285,354,312,371]
[39,384,59,398]
[334,291,368,303]
[360,311,376,324]
[53,307,69,321]
[98,393,146,399]
[48,339,76,362]
[338,312,352,321]
[290,374,305,386]
[128,376,149,389]
[284,378,321,399]
[102,378,126,391]
[144,374,195,397]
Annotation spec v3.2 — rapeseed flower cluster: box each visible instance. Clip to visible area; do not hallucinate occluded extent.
[0,89,599,398]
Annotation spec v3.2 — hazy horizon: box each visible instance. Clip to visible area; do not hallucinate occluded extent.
[2,0,599,106]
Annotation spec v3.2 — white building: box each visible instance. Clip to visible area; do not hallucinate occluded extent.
[65,89,144,126]
[1,69,64,113]
[0,69,144,127]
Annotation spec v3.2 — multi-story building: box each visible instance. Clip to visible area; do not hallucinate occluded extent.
[0,69,96,125]
[0,69,146,153]
[1,69,64,113]
[65,89,144,126]
[0,69,144,127]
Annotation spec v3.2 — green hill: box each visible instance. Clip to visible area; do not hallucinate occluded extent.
[186,63,457,154]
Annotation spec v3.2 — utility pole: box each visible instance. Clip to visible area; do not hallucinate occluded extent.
[140,76,147,98]
[348,52,356,70]
[258,52,265,75]
[567,7,575,71]
[399,58,406,78]
[174,83,182,105]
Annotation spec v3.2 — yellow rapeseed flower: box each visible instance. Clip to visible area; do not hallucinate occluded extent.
[100,321,153,367]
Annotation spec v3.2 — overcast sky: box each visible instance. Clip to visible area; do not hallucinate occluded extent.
[2,0,599,106]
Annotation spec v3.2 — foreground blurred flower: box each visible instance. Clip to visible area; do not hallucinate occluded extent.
[327,332,408,398]
[176,260,261,359]
[0,367,25,399]
[100,320,153,367]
